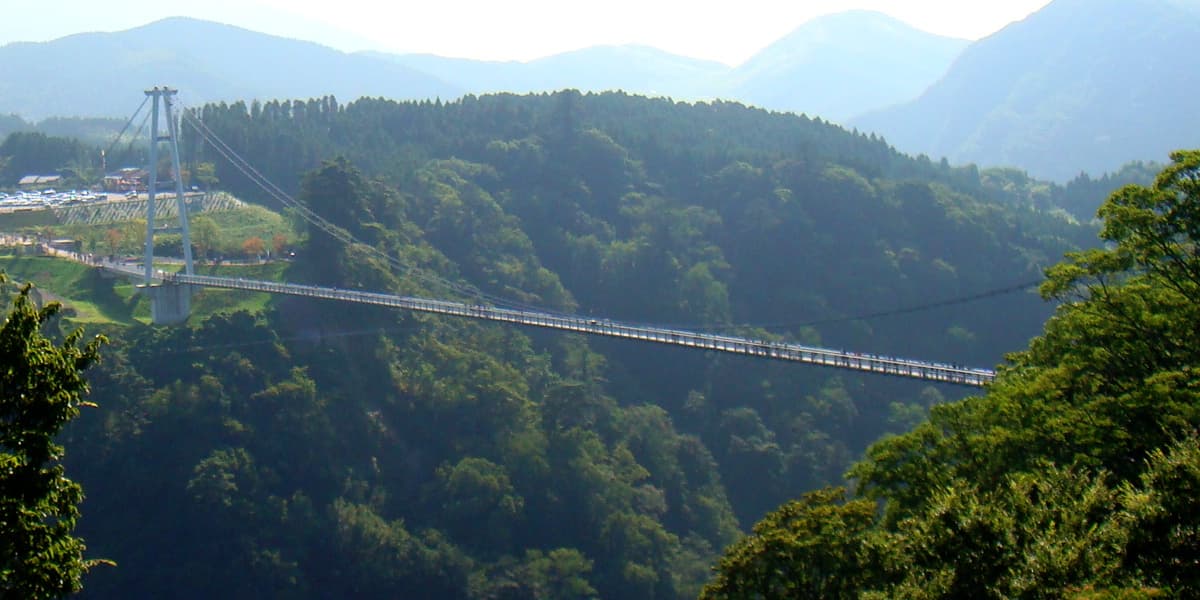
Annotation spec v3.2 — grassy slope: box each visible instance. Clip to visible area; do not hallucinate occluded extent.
[0,254,139,324]
[188,261,290,318]
[200,204,295,253]
[0,252,293,326]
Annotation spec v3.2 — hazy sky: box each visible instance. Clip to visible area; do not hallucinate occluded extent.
[2,0,1053,65]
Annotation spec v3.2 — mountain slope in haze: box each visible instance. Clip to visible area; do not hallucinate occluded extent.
[376,45,728,99]
[723,11,968,122]
[381,12,966,122]
[852,0,1200,181]
[0,12,964,125]
[0,17,462,120]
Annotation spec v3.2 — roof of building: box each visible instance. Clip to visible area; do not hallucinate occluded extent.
[18,175,62,186]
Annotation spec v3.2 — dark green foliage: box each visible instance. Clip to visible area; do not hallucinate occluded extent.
[0,132,91,184]
[1059,162,1161,222]
[64,155,740,598]
[878,466,1132,598]
[472,547,598,600]
[38,92,1113,598]
[1122,438,1200,594]
[708,151,1200,597]
[0,277,105,597]
[323,500,472,599]
[700,487,878,599]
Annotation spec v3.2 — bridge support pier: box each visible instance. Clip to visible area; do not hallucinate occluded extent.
[138,282,191,325]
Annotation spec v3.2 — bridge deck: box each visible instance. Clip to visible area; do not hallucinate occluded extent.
[159,272,995,388]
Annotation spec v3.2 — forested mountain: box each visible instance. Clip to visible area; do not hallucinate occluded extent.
[35,91,1099,597]
[22,90,1098,598]
[852,0,1200,181]
[1055,160,1162,221]
[722,11,967,122]
[0,17,460,120]
[186,91,1092,371]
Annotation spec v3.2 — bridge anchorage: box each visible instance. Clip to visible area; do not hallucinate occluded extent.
[137,86,194,324]
[105,87,997,387]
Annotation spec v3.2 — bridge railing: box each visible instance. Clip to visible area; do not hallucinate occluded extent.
[165,273,996,387]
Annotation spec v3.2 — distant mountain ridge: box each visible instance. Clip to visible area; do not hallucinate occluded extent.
[378,11,967,123]
[723,10,968,122]
[851,0,1200,180]
[6,5,1192,181]
[0,12,963,125]
[0,17,462,120]
[374,12,964,121]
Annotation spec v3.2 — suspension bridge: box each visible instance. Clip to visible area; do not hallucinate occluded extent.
[82,87,1003,388]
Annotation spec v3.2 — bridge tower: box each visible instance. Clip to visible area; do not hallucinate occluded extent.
[139,86,194,324]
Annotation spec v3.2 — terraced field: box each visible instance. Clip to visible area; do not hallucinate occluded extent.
[54,191,243,225]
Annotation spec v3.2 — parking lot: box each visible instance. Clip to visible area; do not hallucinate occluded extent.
[0,189,195,213]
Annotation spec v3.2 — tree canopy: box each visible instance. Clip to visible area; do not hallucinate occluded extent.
[705,150,1200,598]
[0,276,106,597]
[0,91,1132,598]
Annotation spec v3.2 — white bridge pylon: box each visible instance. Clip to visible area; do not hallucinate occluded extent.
[142,86,194,281]
[138,86,195,324]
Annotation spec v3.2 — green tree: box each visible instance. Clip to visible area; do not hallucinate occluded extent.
[0,132,88,184]
[59,160,101,189]
[472,548,598,600]
[120,219,146,256]
[325,500,472,599]
[103,228,122,258]
[191,215,219,262]
[191,161,219,190]
[710,151,1200,598]
[0,277,106,597]
[700,487,879,600]
[853,151,1200,518]
[434,457,524,554]
[1121,436,1200,594]
[877,466,1133,599]
[1042,149,1200,310]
